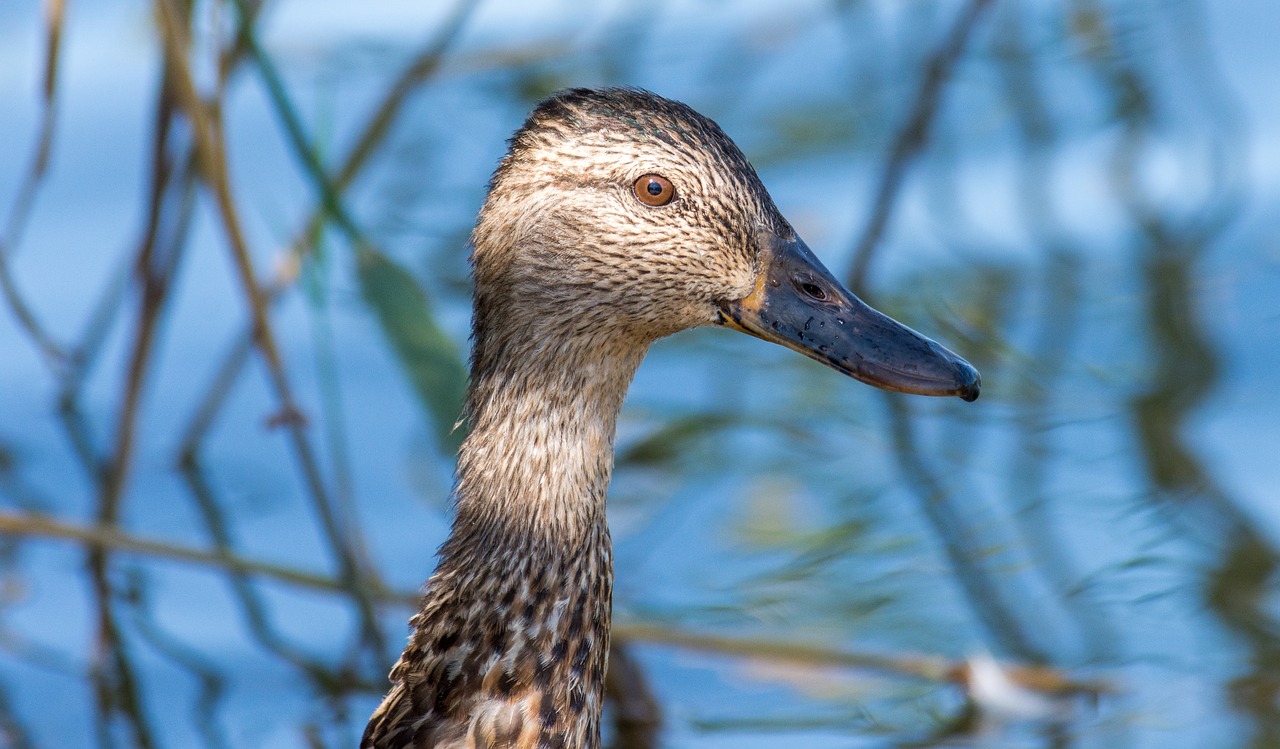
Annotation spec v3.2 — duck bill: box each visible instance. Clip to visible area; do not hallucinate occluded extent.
[718,234,981,401]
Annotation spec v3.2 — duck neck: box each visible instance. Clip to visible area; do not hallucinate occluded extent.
[392,322,646,747]
[452,321,648,547]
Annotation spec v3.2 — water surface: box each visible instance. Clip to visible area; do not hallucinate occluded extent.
[1,1,1278,747]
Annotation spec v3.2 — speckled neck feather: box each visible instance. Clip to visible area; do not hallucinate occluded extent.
[364,87,780,749]
[362,271,649,749]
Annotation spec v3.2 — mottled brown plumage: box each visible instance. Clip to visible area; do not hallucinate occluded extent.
[363,88,979,749]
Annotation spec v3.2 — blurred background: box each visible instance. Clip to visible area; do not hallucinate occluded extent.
[1,0,1278,747]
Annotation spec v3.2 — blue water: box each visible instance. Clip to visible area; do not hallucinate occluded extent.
[2,1,1279,748]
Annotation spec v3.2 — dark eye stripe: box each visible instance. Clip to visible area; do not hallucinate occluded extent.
[633,174,675,206]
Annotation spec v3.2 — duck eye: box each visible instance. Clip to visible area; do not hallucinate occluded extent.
[633,174,675,207]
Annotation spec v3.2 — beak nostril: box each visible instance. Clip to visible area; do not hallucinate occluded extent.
[799,281,827,302]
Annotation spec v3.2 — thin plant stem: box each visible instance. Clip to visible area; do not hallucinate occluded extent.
[0,510,412,604]
[177,0,477,456]
[151,0,387,653]
[0,0,70,369]
[846,0,994,295]
[613,623,1109,696]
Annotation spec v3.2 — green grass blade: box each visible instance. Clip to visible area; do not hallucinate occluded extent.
[356,246,467,452]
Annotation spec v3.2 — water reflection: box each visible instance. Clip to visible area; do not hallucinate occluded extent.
[0,1,1275,747]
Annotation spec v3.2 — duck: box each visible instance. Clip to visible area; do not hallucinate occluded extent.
[362,87,980,749]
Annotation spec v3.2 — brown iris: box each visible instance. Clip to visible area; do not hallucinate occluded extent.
[633,174,675,206]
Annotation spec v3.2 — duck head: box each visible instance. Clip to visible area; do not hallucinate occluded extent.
[471,88,979,401]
